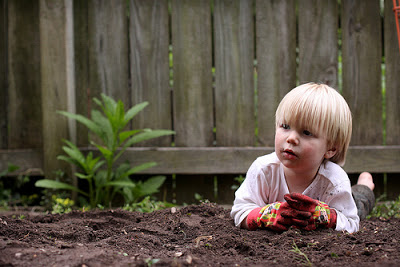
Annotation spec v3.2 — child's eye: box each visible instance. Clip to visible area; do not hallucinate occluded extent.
[281,124,290,129]
[303,130,313,136]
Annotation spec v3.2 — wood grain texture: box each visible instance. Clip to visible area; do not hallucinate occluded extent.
[8,0,42,149]
[39,0,72,178]
[341,0,383,145]
[214,0,255,146]
[88,0,129,102]
[2,146,400,175]
[384,0,400,145]
[256,0,296,147]
[73,0,90,146]
[130,0,172,146]
[171,0,213,147]
[298,0,338,88]
[0,0,7,148]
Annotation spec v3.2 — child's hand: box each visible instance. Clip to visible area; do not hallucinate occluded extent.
[284,193,337,230]
[247,201,311,232]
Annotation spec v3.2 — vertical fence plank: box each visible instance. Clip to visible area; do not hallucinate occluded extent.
[171,0,213,147]
[130,0,172,146]
[74,0,89,146]
[175,175,216,204]
[385,0,400,145]
[88,0,129,102]
[214,0,255,146]
[8,0,42,149]
[342,0,382,145]
[298,0,338,88]
[40,0,74,178]
[0,0,7,148]
[256,0,296,147]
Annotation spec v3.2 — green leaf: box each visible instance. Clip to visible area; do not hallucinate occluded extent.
[124,102,148,123]
[75,173,91,179]
[0,163,19,177]
[62,145,85,167]
[57,155,81,168]
[119,129,141,144]
[91,109,113,145]
[93,143,113,160]
[58,111,102,137]
[127,162,157,175]
[92,159,106,173]
[124,129,175,147]
[106,180,137,188]
[35,179,88,196]
[94,170,107,188]
[140,176,166,195]
[116,162,157,180]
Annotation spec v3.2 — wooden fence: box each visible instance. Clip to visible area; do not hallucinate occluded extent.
[1,0,400,204]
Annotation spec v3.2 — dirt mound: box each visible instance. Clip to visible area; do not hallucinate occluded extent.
[0,203,399,266]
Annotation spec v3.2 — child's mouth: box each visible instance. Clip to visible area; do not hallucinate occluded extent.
[283,149,297,158]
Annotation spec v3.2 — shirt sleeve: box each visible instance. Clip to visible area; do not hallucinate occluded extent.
[230,159,268,227]
[316,162,360,233]
[326,183,360,233]
[230,155,283,227]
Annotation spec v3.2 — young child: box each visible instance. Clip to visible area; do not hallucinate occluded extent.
[230,83,375,233]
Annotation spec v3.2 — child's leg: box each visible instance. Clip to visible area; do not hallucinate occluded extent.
[352,172,375,220]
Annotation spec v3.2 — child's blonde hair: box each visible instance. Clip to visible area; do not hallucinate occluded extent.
[275,82,352,166]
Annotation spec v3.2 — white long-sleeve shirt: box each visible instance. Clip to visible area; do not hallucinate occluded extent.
[231,152,359,233]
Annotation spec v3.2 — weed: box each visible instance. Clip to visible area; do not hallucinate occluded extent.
[230,175,245,191]
[123,196,174,213]
[51,195,74,214]
[330,252,339,258]
[35,94,174,209]
[145,258,160,266]
[368,194,400,219]
[290,241,312,267]
[0,164,38,208]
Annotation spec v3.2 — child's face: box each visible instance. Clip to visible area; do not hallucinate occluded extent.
[275,123,335,175]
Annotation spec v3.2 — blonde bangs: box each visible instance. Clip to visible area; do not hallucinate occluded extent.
[275,83,352,166]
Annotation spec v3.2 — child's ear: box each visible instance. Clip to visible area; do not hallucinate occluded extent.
[324,148,337,159]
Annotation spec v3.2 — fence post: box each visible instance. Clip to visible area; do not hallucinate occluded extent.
[256,0,297,147]
[0,0,7,149]
[8,0,42,149]
[385,0,400,145]
[342,0,382,146]
[40,0,76,184]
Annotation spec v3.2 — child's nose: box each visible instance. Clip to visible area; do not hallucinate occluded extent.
[286,131,299,145]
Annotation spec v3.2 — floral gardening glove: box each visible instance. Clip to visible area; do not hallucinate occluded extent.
[246,201,311,232]
[284,193,337,230]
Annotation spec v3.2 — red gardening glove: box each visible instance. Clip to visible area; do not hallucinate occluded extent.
[284,193,337,230]
[246,201,311,232]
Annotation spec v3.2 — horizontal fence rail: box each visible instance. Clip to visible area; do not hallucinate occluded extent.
[1,0,400,203]
[2,146,400,175]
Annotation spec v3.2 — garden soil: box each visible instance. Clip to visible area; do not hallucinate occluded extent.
[0,203,399,267]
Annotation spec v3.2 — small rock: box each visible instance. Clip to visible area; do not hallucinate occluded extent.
[174,251,183,257]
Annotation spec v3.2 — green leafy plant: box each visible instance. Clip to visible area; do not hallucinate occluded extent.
[0,164,39,209]
[0,163,19,207]
[51,195,74,214]
[368,194,400,219]
[35,94,174,209]
[123,196,174,213]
